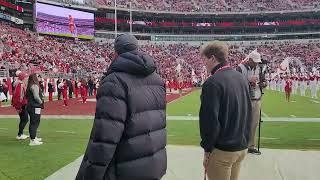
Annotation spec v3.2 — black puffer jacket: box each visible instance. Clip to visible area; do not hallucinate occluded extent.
[76,50,167,180]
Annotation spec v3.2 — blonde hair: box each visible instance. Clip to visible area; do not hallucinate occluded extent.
[200,41,229,63]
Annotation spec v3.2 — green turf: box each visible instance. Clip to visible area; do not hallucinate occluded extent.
[167,89,320,118]
[0,119,319,179]
[167,90,201,116]
[0,119,92,180]
[262,90,320,118]
[167,120,320,150]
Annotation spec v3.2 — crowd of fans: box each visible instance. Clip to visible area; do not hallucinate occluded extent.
[0,22,111,75]
[92,0,319,12]
[1,22,320,84]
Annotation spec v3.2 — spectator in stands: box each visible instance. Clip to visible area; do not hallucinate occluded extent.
[76,34,167,180]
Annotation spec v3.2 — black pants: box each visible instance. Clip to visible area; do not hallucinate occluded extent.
[27,106,41,140]
[58,90,61,100]
[4,92,8,102]
[89,88,93,96]
[69,90,73,99]
[18,106,29,136]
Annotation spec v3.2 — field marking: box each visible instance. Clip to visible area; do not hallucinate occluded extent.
[56,131,76,134]
[261,111,270,119]
[261,137,280,140]
[0,128,8,130]
[167,116,320,122]
[310,100,320,104]
[307,139,320,141]
[167,89,197,104]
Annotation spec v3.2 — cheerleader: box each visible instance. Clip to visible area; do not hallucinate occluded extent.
[58,79,68,106]
[285,76,293,102]
[310,73,318,99]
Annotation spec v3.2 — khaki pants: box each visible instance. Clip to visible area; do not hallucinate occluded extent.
[248,100,261,149]
[207,149,247,180]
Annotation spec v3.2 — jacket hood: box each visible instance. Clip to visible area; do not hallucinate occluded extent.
[105,50,156,77]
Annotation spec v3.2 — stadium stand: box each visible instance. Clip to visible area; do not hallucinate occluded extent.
[1,21,320,81]
[60,0,320,12]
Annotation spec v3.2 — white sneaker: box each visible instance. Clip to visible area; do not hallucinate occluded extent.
[35,137,42,142]
[16,134,29,140]
[29,139,43,146]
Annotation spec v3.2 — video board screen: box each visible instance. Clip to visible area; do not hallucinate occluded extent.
[35,2,94,39]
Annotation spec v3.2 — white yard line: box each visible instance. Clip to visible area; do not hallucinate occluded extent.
[307,139,320,141]
[56,131,76,134]
[0,128,8,130]
[261,137,280,140]
[261,111,270,119]
[310,100,320,104]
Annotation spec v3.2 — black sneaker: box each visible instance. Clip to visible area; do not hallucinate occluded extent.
[248,148,262,155]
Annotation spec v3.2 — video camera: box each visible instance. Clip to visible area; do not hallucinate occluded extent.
[258,59,269,92]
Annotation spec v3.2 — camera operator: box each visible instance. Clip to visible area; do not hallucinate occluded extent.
[236,50,267,155]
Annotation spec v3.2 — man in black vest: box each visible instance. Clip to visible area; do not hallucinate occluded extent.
[76,34,167,180]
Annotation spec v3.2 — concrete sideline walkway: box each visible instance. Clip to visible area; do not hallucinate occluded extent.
[1,115,320,122]
[46,145,320,180]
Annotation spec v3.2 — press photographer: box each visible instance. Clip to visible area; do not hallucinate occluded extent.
[236,50,267,155]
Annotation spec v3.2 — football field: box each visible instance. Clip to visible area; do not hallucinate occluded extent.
[0,89,320,179]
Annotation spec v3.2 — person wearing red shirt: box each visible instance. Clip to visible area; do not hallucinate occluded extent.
[11,72,29,140]
[80,79,88,104]
[285,76,293,102]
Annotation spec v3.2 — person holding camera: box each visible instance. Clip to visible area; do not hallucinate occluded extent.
[26,73,44,146]
[236,50,266,155]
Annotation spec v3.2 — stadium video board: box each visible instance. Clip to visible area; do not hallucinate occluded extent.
[35,2,94,39]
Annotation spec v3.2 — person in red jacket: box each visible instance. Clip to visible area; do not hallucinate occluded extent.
[80,79,88,104]
[285,75,293,102]
[12,72,29,140]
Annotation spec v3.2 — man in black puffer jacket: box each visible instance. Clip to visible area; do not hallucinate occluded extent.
[76,34,167,180]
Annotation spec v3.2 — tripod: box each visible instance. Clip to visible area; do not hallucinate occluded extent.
[257,109,263,152]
